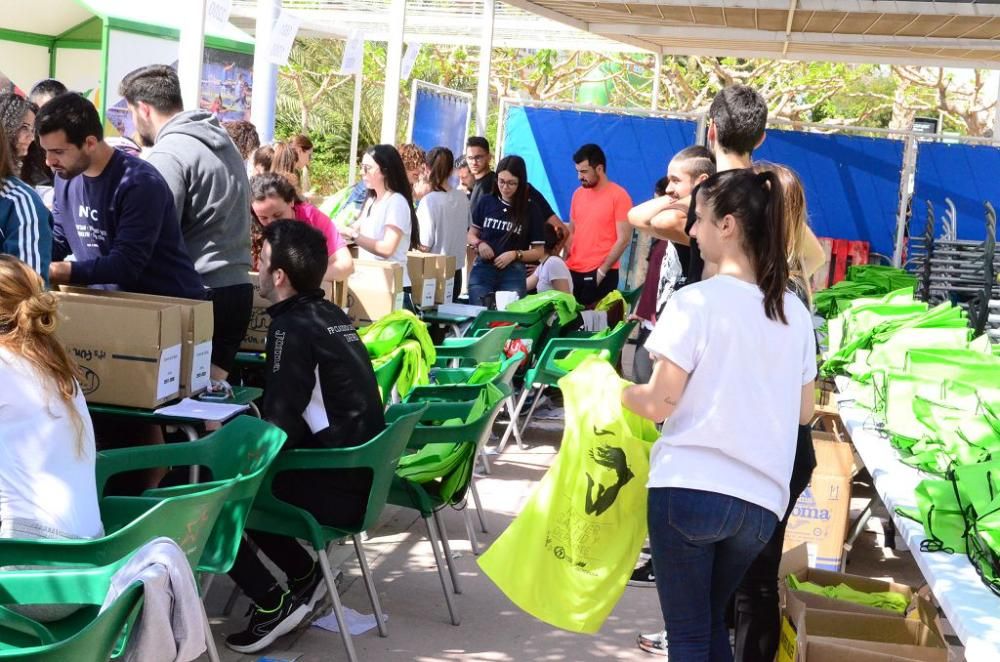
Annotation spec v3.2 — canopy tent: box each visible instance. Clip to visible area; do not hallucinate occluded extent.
[0,0,254,136]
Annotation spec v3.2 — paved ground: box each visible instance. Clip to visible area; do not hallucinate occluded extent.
[200,345,930,661]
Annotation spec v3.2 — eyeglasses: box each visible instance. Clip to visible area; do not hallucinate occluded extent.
[466,154,488,163]
[497,178,519,189]
[360,164,379,174]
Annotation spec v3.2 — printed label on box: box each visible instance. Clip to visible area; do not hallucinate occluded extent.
[777,616,797,662]
[157,344,183,401]
[420,279,437,307]
[395,292,405,310]
[444,277,455,302]
[190,340,213,392]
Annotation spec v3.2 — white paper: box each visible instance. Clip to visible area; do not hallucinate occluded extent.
[156,344,183,401]
[339,29,364,75]
[204,0,232,30]
[495,291,519,311]
[438,302,486,317]
[268,10,301,66]
[394,291,405,311]
[311,607,385,636]
[444,278,455,303]
[420,279,437,307]
[154,398,249,421]
[190,340,213,393]
[400,43,420,80]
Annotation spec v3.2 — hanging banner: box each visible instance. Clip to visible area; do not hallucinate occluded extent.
[268,10,301,66]
[401,43,420,80]
[205,0,232,30]
[340,29,364,76]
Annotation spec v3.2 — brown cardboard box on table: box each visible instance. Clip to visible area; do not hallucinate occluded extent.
[241,273,339,352]
[778,590,947,662]
[53,292,182,409]
[783,429,856,570]
[434,255,458,304]
[59,286,213,397]
[406,251,442,308]
[346,259,404,327]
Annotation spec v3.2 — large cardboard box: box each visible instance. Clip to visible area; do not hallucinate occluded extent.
[779,593,947,662]
[434,255,458,304]
[59,287,212,397]
[780,545,916,618]
[241,275,339,352]
[346,259,404,327]
[54,293,182,408]
[406,251,441,308]
[783,430,856,570]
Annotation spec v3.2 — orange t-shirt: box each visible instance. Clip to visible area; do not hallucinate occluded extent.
[566,180,633,272]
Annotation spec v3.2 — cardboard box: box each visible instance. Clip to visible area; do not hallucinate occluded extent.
[59,286,212,397]
[241,274,337,352]
[346,259,404,327]
[54,293,182,408]
[406,251,441,308]
[434,255,458,304]
[783,430,856,570]
[779,594,947,662]
[780,545,916,618]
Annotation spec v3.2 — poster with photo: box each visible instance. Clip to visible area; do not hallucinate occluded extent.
[200,46,253,122]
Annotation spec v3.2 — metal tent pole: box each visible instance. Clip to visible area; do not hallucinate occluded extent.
[251,0,281,143]
[380,0,406,144]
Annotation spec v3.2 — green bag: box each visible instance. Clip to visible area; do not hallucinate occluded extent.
[506,290,583,326]
[785,574,909,614]
[903,478,968,554]
[477,357,658,633]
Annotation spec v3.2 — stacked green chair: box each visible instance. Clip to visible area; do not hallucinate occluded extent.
[0,481,235,662]
[244,406,427,661]
[621,285,644,316]
[509,321,637,438]
[433,325,515,368]
[0,568,145,660]
[386,386,510,624]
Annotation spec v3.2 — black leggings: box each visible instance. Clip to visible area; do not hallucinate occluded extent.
[229,532,315,605]
[731,425,816,662]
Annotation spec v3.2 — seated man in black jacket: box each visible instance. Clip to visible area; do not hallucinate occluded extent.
[226,220,385,654]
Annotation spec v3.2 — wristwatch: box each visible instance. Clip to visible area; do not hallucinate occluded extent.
[516,250,523,261]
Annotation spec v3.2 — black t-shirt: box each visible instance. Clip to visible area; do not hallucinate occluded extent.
[472,193,546,255]
[682,198,702,285]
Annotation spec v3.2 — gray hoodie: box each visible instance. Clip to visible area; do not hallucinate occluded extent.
[145,110,251,289]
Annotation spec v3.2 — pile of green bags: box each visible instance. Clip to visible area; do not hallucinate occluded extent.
[822,286,1000,597]
[814,265,918,319]
[359,310,437,396]
[506,290,583,326]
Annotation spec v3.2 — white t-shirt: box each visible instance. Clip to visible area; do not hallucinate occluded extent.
[0,348,103,538]
[535,255,573,294]
[358,191,413,286]
[417,189,471,270]
[644,276,817,518]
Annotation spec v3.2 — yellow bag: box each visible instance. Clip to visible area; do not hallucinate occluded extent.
[477,356,658,633]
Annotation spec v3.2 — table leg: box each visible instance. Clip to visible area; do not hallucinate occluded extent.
[179,424,201,482]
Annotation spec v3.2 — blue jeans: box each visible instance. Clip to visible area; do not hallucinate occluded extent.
[467,259,526,307]
[648,488,778,662]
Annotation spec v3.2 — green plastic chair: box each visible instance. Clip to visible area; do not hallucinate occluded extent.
[0,570,144,661]
[0,481,234,662]
[243,405,427,660]
[373,348,406,405]
[433,325,515,368]
[94,416,287,578]
[510,321,637,437]
[385,386,510,625]
[465,309,545,337]
[622,285,643,315]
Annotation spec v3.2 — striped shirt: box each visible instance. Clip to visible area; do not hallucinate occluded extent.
[0,177,52,285]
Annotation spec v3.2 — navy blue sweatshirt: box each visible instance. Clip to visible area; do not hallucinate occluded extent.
[52,149,205,299]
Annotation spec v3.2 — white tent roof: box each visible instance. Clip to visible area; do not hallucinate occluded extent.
[505,1,1000,68]
[229,0,645,52]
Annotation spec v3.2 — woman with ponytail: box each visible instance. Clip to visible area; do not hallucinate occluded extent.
[417,147,470,300]
[622,169,816,660]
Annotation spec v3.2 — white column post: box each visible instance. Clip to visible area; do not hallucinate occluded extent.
[650,51,662,111]
[380,0,406,144]
[251,0,281,143]
[349,56,364,185]
[475,0,495,137]
[178,0,208,110]
[892,134,918,267]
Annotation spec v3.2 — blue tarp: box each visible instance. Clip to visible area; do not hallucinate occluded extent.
[410,87,470,164]
[501,105,698,219]
[752,129,904,258]
[911,141,1000,242]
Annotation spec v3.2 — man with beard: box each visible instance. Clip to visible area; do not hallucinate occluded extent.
[119,64,251,385]
[566,143,633,306]
[38,93,203,298]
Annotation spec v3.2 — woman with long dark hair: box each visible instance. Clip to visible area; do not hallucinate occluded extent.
[417,146,470,300]
[621,169,816,661]
[0,94,37,179]
[0,125,52,282]
[466,154,545,306]
[342,144,419,307]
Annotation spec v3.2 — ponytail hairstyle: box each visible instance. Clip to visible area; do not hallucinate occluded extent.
[270,141,301,189]
[696,168,789,323]
[425,146,454,193]
[0,255,86,454]
[495,155,530,240]
[753,162,812,303]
